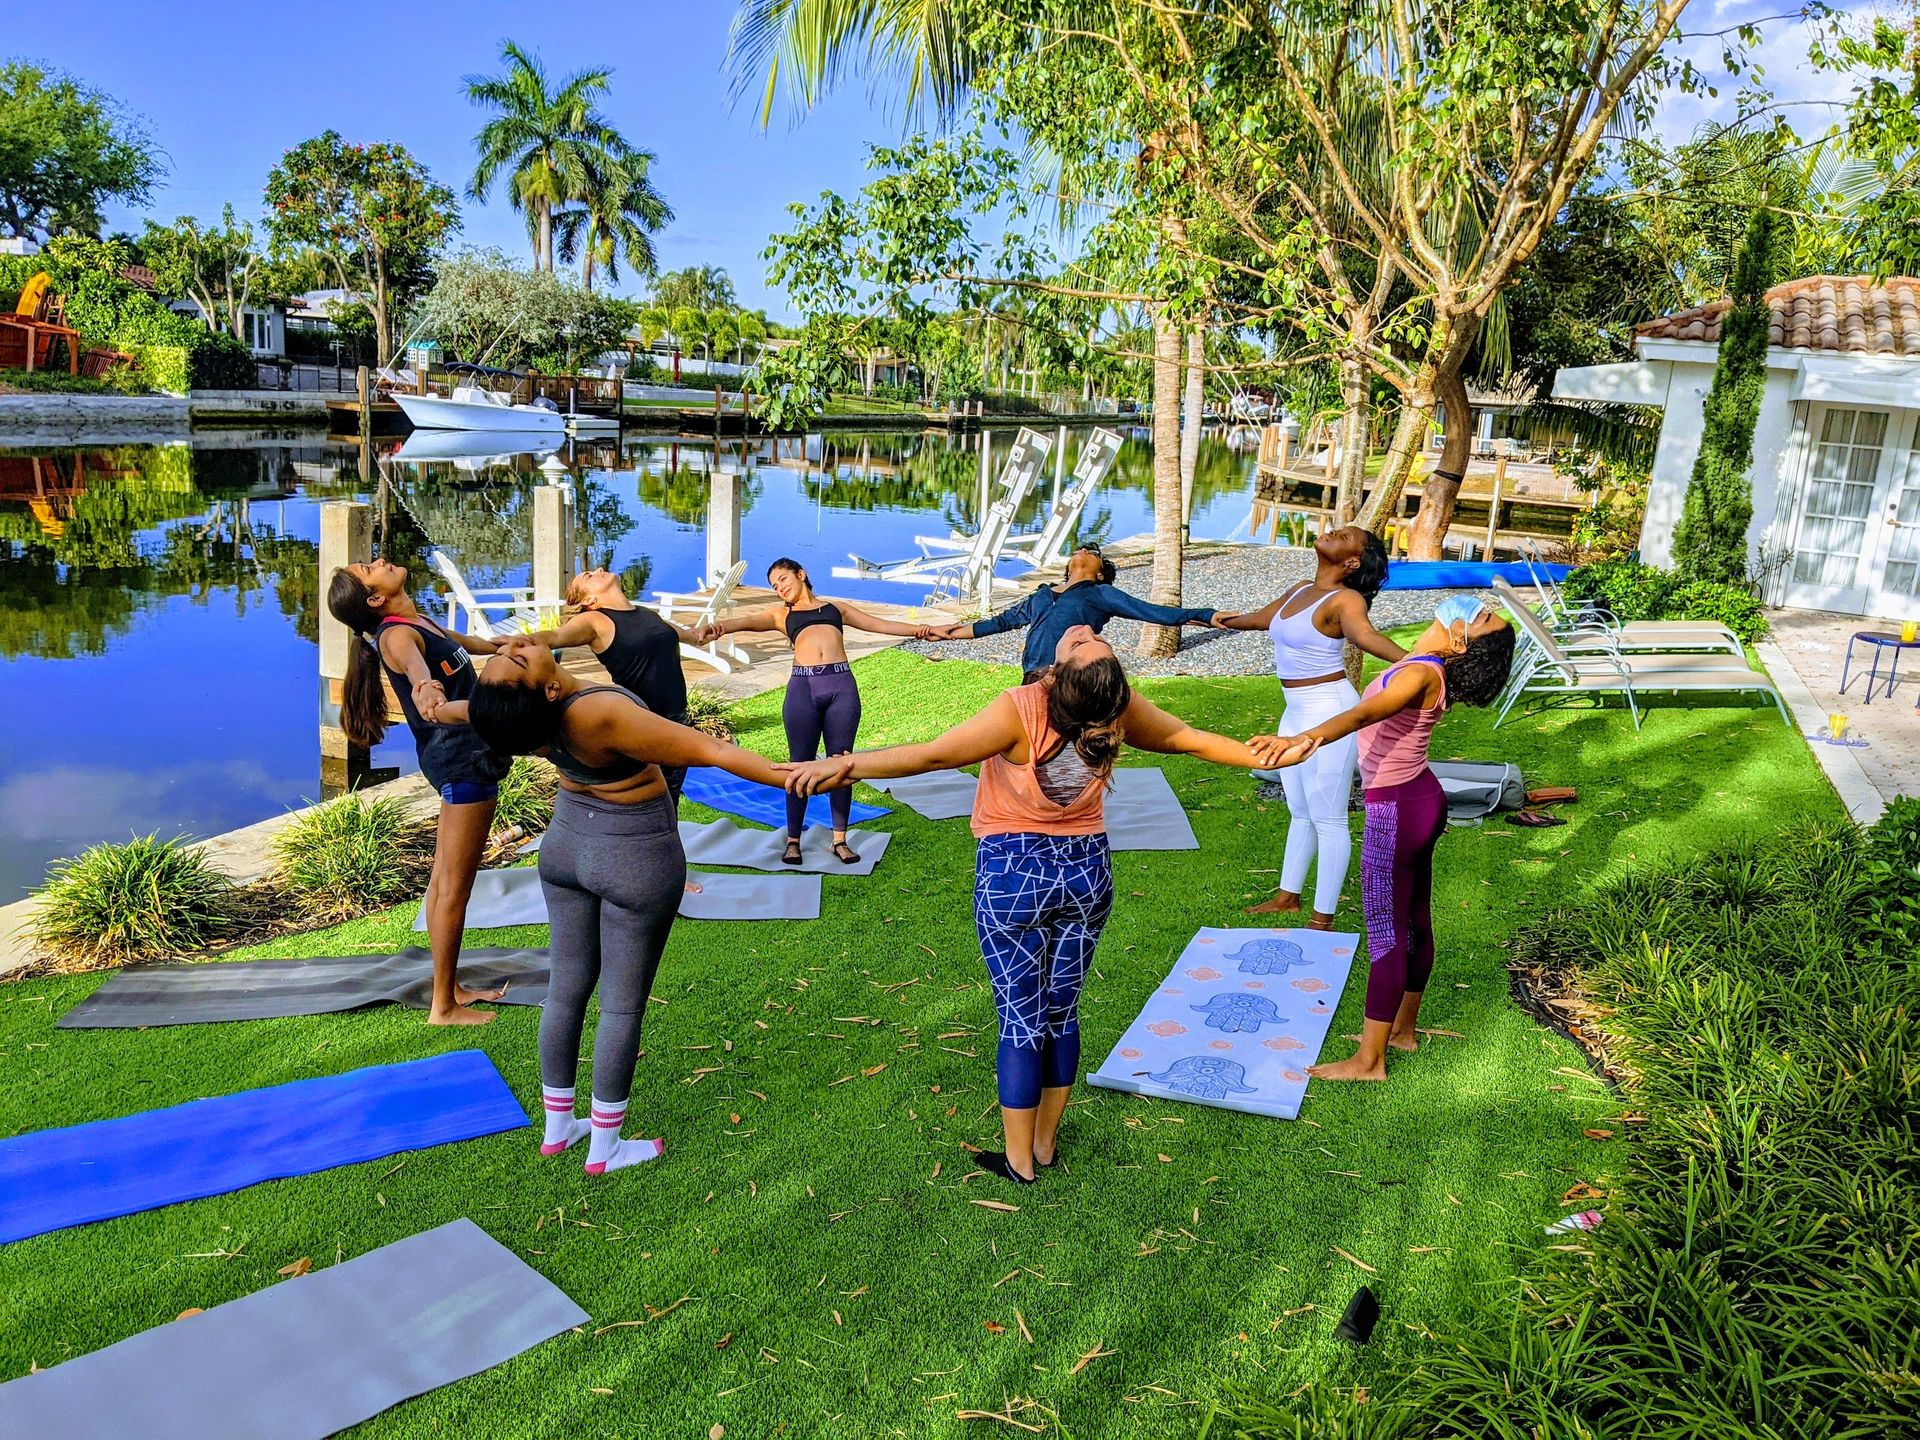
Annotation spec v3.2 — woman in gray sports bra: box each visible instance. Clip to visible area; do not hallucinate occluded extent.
[460,636,791,1179]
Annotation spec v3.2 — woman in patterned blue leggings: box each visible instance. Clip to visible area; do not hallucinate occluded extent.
[785,624,1317,1184]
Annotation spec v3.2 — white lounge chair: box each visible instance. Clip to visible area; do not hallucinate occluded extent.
[833,428,1055,604]
[1515,542,1744,646]
[1489,577,1746,658]
[1493,595,1789,730]
[912,427,1125,571]
[429,549,540,640]
[654,559,751,674]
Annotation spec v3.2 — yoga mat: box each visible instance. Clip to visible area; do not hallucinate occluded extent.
[868,769,979,820]
[411,865,823,928]
[1105,767,1200,850]
[1379,560,1569,591]
[679,819,892,875]
[0,1218,586,1440]
[1087,927,1357,1120]
[0,1051,526,1244]
[57,948,550,1029]
[681,765,889,830]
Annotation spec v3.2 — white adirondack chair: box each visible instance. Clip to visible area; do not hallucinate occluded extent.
[913,427,1124,571]
[654,559,751,674]
[429,549,541,640]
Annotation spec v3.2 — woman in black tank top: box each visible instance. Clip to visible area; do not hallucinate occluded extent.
[326,558,512,1029]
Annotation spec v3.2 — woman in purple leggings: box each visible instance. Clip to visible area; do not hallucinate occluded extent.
[1251,596,1516,1082]
[706,559,936,863]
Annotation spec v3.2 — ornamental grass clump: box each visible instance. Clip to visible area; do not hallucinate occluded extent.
[271,793,432,922]
[32,834,235,970]
[491,756,556,835]
[683,684,735,741]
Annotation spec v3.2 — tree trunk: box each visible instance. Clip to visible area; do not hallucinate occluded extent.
[1355,393,1434,534]
[1179,327,1205,536]
[1406,358,1474,560]
[1333,352,1371,523]
[538,203,552,272]
[1140,306,1186,659]
[373,274,392,368]
[582,247,596,293]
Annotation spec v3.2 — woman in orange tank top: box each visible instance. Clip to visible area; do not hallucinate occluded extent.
[785,624,1319,1184]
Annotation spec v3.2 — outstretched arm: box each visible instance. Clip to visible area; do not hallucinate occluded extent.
[1213,594,1288,632]
[526,612,612,653]
[443,628,499,656]
[588,703,790,788]
[1248,664,1434,766]
[1091,584,1216,628]
[1331,591,1408,665]
[970,590,1044,639]
[783,693,1024,795]
[836,600,943,640]
[710,605,786,639]
[1120,691,1317,770]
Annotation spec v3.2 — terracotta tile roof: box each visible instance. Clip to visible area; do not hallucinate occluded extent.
[1634,275,1920,356]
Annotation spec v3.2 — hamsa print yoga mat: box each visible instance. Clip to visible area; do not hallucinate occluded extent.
[1087,926,1357,1120]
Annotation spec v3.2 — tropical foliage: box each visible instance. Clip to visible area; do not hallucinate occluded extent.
[140,205,263,344]
[410,248,636,371]
[32,834,234,969]
[0,59,160,240]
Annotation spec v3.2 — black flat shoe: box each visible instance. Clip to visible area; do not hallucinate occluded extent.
[832,841,859,865]
[781,838,804,865]
[974,1150,1038,1185]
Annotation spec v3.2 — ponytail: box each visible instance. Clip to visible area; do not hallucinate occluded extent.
[1044,653,1131,785]
[327,568,390,747]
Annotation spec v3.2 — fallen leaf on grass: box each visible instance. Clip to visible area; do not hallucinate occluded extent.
[985,1319,1006,1334]
[276,1257,313,1278]
[710,1425,725,1440]
[929,1162,943,1182]
[715,1333,733,1351]
[590,1387,613,1396]
[971,1199,1021,1213]
[862,1064,888,1078]
[954,1409,1045,1433]
[1332,1246,1377,1274]
[1015,1310,1033,1343]
[1583,1128,1614,1140]
[174,1309,203,1321]
[832,1310,843,1326]
[1070,1340,1118,1375]
[1157,1154,1172,1164]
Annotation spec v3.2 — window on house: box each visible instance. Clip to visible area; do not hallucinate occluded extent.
[1793,408,1887,588]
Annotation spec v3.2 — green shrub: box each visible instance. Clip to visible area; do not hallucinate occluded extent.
[683,684,735,741]
[271,793,432,921]
[1663,578,1770,641]
[1560,557,1676,622]
[492,756,556,835]
[32,834,234,968]
[0,367,112,394]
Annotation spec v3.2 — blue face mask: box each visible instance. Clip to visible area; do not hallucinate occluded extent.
[1433,596,1486,632]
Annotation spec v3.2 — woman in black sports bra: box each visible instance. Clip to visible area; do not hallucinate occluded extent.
[705,557,935,865]
[460,636,791,1179]
[326,558,511,1028]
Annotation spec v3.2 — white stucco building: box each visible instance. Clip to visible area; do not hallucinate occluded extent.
[1554,276,1920,620]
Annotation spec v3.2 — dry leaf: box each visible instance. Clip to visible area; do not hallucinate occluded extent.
[715,1333,733,1351]
[1015,1310,1033,1344]
[174,1308,203,1321]
[984,1319,1006,1334]
[970,1198,1020,1213]
[1070,1341,1117,1375]
[1332,1246,1377,1274]
[710,1426,725,1440]
[1583,1128,1614,1140]
[1156,1154,1172,1164]
[276,1257,313,1278]
[590,1387,613,1396]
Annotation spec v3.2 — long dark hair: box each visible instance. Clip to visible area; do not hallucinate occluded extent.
[768,557,808,590]
[327,569,390,747]
[468,678,566,757]
[1343,532,1390,604]
[1443,625,1517,706]
[1044,653,1131,781]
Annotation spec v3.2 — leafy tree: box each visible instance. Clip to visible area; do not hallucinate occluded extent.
[1813,10,1920,278]
[263,133,458,365]
[465,40,629,273]
[0,60,161,240]
[670,305,710,361]
[553,150,672,292]
[1672,206,1779,586]
[649,265,735,314]
[412,248,634,370]
[141,206,262,344]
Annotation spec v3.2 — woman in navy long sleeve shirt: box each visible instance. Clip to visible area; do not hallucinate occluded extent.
[929,546,1222,680]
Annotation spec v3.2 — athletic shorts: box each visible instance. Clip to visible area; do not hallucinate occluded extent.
[438,780,500,806]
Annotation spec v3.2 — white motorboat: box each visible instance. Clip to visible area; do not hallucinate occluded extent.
[394,383,566,435]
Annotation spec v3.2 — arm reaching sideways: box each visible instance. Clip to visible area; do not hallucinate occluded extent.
[577,697,791,789]
[1245,662,1436,765]
[526,613,612,653]
[1328,590,1408,665]
[836,600,939,640]
[1121,691,1319,770]
[710,605,787,639]
[783,692,1025,796]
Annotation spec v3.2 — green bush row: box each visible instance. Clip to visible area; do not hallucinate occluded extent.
[1561,558,1771,641]
[1215,803,1920,1439]
[0,366,116,395]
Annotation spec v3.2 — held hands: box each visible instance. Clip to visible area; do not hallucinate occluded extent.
[916,624,958,642]
[1247,732,1321,769]
[777,754,857,796]
[412,679,449,721]
[1209,612,1241,629]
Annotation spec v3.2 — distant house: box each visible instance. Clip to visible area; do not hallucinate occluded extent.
[170,298,286,356]
[1553,276,1920,620]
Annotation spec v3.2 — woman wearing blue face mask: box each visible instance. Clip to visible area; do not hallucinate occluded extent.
[1249,593,1516,1082]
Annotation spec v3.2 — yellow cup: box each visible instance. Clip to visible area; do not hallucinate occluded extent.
[1902,620,1917,644]
[1829,713,1850,740]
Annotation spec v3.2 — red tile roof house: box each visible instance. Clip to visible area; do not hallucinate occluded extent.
[1552,276,1920,620]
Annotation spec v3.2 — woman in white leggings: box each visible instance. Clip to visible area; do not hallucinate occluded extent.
[1216,526,1403,928]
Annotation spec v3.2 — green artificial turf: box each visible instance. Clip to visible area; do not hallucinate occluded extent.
[0,646,1843,1437]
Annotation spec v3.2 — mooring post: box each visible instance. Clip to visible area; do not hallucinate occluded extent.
[708,463,742,585]
[532,484,575,615]
[318,500,372,795]
[1485,453,1507,558]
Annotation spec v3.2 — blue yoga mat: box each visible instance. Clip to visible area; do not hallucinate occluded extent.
[681,766,889,830]
[0,1051,526,1244]
[1380,560,1569,591]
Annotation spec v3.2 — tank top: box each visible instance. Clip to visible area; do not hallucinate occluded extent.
[1355,656,1447,790]
[785,603,844,642]
[377,616,510,787]
[1268,586,1347,680]
[599,607,688,722]
[971,683,1107,839]
[546,685,652,786]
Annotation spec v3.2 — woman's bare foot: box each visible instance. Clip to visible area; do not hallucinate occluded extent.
[684,878,704,894]
[454,984,505,1006]
[428,1004,497,1027]
[1308,1050,1387,1081]
[1387,1028,1418,1052]
[1246,891,1303,916]
[1306,916,1336,931]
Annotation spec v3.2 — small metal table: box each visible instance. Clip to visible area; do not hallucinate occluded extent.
[1839,631,1920,703]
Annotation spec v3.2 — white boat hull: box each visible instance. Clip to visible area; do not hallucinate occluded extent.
[395,392,566,435]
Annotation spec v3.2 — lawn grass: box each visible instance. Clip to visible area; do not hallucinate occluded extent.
[0,646,1842,1437]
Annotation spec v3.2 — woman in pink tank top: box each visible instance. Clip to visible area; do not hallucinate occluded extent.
[1250,597,1516,1083]
[785,624,1318,1184]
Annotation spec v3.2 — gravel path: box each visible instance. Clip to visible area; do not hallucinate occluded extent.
[899,544,1477,678]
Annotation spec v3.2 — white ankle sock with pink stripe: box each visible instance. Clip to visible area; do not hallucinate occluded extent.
[540,1085,589,1155]
[584,1097,662,1175]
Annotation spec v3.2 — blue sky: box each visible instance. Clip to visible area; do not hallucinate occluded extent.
[10,3,911,318]
[13,1,1845,321]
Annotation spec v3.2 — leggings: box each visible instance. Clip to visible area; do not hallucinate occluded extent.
[784,662,862,837]
[1359,768,1447,1023]
[1271,677,1360,914]
[974,831,1115,1109]
[537,787,685,1102]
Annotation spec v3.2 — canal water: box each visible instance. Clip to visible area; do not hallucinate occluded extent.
[0,425,1266,901]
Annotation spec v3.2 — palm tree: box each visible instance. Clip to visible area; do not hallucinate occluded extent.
[554,151,674,292]
[727,0,976,127]
[465,40,631,272]
[670,306,709,366]
[733,310,767,363]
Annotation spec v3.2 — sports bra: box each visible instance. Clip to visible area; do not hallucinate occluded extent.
[785,603,844,642]
[546,685,653,786]
[1268,586,1347,679]
[1355,656,1447,790]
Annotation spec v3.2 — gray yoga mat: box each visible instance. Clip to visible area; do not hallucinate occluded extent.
[0,1217,586,1440]
[868,769,980,820]
[678,819,892,875]
[57,949,549,1030]
[413,866,822,928]
[863,766,1197,850]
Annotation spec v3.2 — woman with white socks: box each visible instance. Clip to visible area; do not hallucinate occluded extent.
[1214,526,1401,928]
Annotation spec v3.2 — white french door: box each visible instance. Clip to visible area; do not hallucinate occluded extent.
[1864,435,1920,620]
[1783,406,1900,614]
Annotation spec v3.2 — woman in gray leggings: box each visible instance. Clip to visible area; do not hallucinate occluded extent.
[461,636,790,1175]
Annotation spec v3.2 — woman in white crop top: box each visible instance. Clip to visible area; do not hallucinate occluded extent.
[1215,526,1405,927]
